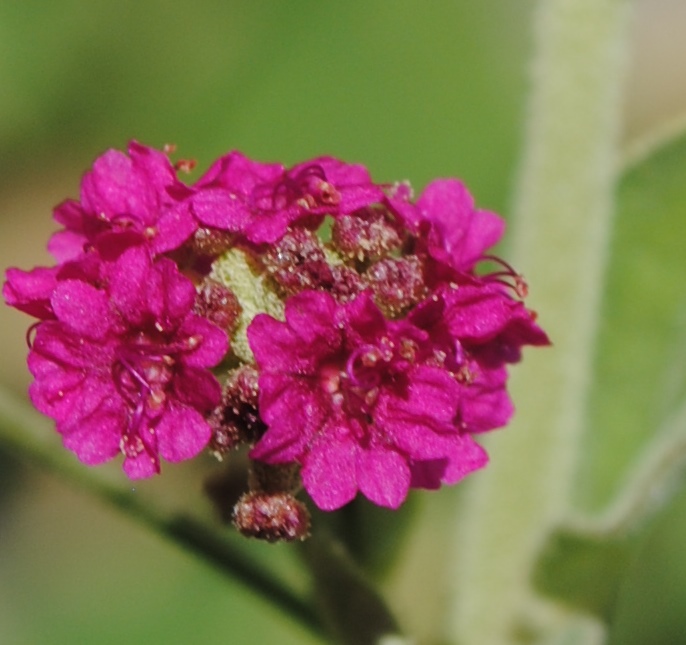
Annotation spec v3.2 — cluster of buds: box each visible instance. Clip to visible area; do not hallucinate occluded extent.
[4,141,548,541]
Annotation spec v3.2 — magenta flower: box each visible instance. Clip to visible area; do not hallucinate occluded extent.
[409,284,549,431]
[388,179,505,273]
[27,247,228,478]
[419,179,505,271]
[247,290,487,510]
[189,152,384,244]
[48,141,196,263]
[4,142,551,538]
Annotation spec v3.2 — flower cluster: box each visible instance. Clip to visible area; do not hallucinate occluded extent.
[4,141,548,540]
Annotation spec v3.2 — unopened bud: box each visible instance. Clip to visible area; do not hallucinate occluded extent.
[233,492,311,542]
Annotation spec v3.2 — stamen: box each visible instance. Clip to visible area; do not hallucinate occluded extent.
[184,335,201,350]
[109,214,137,230]
[174,158,197,173]
[26,322,40,348]
[117,356,152,392]
[453,340,466,366]
[147,389,166,411]
[398,338,418,362]
[454,363,475,385]
[120,434,145,458]
[478,254,529,298]
[345,345,382,388]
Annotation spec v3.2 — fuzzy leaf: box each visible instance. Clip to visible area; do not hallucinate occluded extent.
[533,526,636,620]
[576,131,686,513]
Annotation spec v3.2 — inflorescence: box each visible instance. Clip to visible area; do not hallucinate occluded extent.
[4,142,549,541]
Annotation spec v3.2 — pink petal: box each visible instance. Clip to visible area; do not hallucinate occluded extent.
[61,404,125,465]
[251,377,324,462]
[156,404,212,462]
[127,140,176,194]
[108,246,151,325]
[28,322,113,374]
[248,306,334,375]
[123,452,160,479]
[81,149,153,221]
[51,280,112,339]
[178,317,229,368]
[248,314,304,372]
[3,266,58,319]
[409,459,447,489]
[191,189,251,230]
[243,210,291,244]
[342,291,388,346]
[48,230,87,263]
[410,435,488,489]
[52,198,84,228]
[459,370,514,432]
[284,290,340,347]
[440,435,489,484]
[173,364,222,411]
[151,203,198,254]
[196,151,283,193]
[374,366,464,460]
[149,257,197,323]
[302,432,358,510]
[357,448,410,509]
[30,368,116,429]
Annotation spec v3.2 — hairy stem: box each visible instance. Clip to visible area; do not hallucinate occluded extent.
[447,1,634,643]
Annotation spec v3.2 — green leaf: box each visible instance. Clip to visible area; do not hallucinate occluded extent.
[533,526,636,620]
[576,131,686,513]
[532,130,686,631]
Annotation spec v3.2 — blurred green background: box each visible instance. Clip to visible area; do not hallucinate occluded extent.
[1,1,686,643]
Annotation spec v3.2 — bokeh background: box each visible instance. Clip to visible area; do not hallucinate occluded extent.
[1,1,686,643]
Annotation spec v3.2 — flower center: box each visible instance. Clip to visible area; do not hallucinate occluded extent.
[320,335,411,427]
[112,331,202,457]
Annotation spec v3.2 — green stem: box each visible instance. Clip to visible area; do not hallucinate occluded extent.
[447,1,634,643]
[0,387,325,641]
[299,530,408,645]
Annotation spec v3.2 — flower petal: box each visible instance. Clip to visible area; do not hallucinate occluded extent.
[357,448,410,509]
[51,280,112,339]
[251,377,324,462]
[123,452,160,479]
[191,188,252,231]
[440,434,489,484]
[156,404,212,463]
[302,430,358,510]
[3,266,59,319]
[178,316,229,368]
[61,402,125,465]
[81,149,155,222]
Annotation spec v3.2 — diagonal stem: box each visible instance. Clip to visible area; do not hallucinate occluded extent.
[0,386,325,641]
